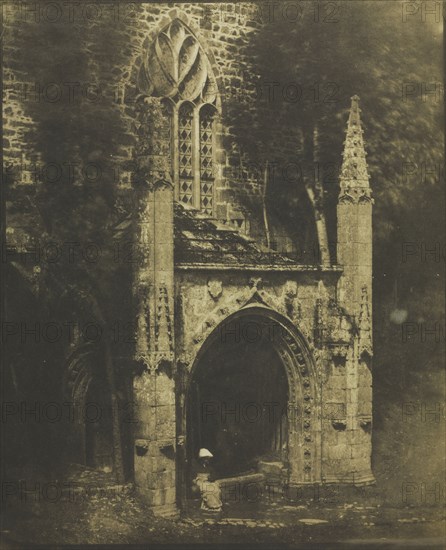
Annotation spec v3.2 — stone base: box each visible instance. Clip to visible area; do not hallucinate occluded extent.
[352,471,376,486]
[135,484,178,518]
[321,472,376,486]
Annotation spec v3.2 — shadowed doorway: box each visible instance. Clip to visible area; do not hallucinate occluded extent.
[187,316,289,484]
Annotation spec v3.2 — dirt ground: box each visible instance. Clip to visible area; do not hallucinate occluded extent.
[1,482,445,549]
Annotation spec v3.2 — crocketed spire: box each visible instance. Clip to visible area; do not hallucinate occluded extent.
[339,96,372,202]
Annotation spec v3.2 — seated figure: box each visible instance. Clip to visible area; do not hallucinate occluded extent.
[191,448,222,512]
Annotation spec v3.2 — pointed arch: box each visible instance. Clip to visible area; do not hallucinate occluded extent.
[63,344,113,468]
[178,304,322,489]
[190,304,320,398]
[188,283,316,356]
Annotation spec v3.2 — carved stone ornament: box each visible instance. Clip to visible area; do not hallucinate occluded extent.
[339,96,372,200]
[284,280,298,298]
[332,420,347,431]
[359,418,372,433]
[139,19,218,105]
[328,343,350,366]
[248,277,263,290]
[358,285,373,362]
[207,279,223,301]
[135,350,174,375]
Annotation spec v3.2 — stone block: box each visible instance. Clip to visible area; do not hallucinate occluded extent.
[155,408,176,440]
[346,374,357,390]
[357,384,371,399]
[155,373,175,406]
[351,443,370,460]
[146,467,176,490]
[322,387,346,403]
[140,450,174,476]
[357,399,372,417]
[133,404,156,439]
[345,388,357,404]
[322,422,339,447]
[165,486,176,504]
[134,463,149,488]
[134,372,156,402]
[358,360,372,376]
[146,488,165,507]
[326,444,350,460]
[321,459,354,480]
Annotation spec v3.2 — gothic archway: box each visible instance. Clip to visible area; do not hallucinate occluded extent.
[177,304,321,507]
[63,345,114,472]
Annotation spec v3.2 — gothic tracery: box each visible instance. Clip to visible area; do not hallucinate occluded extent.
[139,19,219,214]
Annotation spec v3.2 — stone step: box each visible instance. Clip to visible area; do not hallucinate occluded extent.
[217,473,265,488]
[257,461,287,477]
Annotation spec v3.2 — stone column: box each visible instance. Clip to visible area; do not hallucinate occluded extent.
[336,96,374,485]
[133,98,177,517]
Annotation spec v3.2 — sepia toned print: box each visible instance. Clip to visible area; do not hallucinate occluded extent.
[1,1,444,548]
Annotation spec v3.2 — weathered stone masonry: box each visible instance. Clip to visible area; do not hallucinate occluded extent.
[4,3,374,517]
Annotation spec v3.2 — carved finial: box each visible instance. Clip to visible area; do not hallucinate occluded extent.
[155,285,173,353]
[339,95,372,201]
[358,286,371,331]
[358,285,373,361]
[249,277,263,290]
